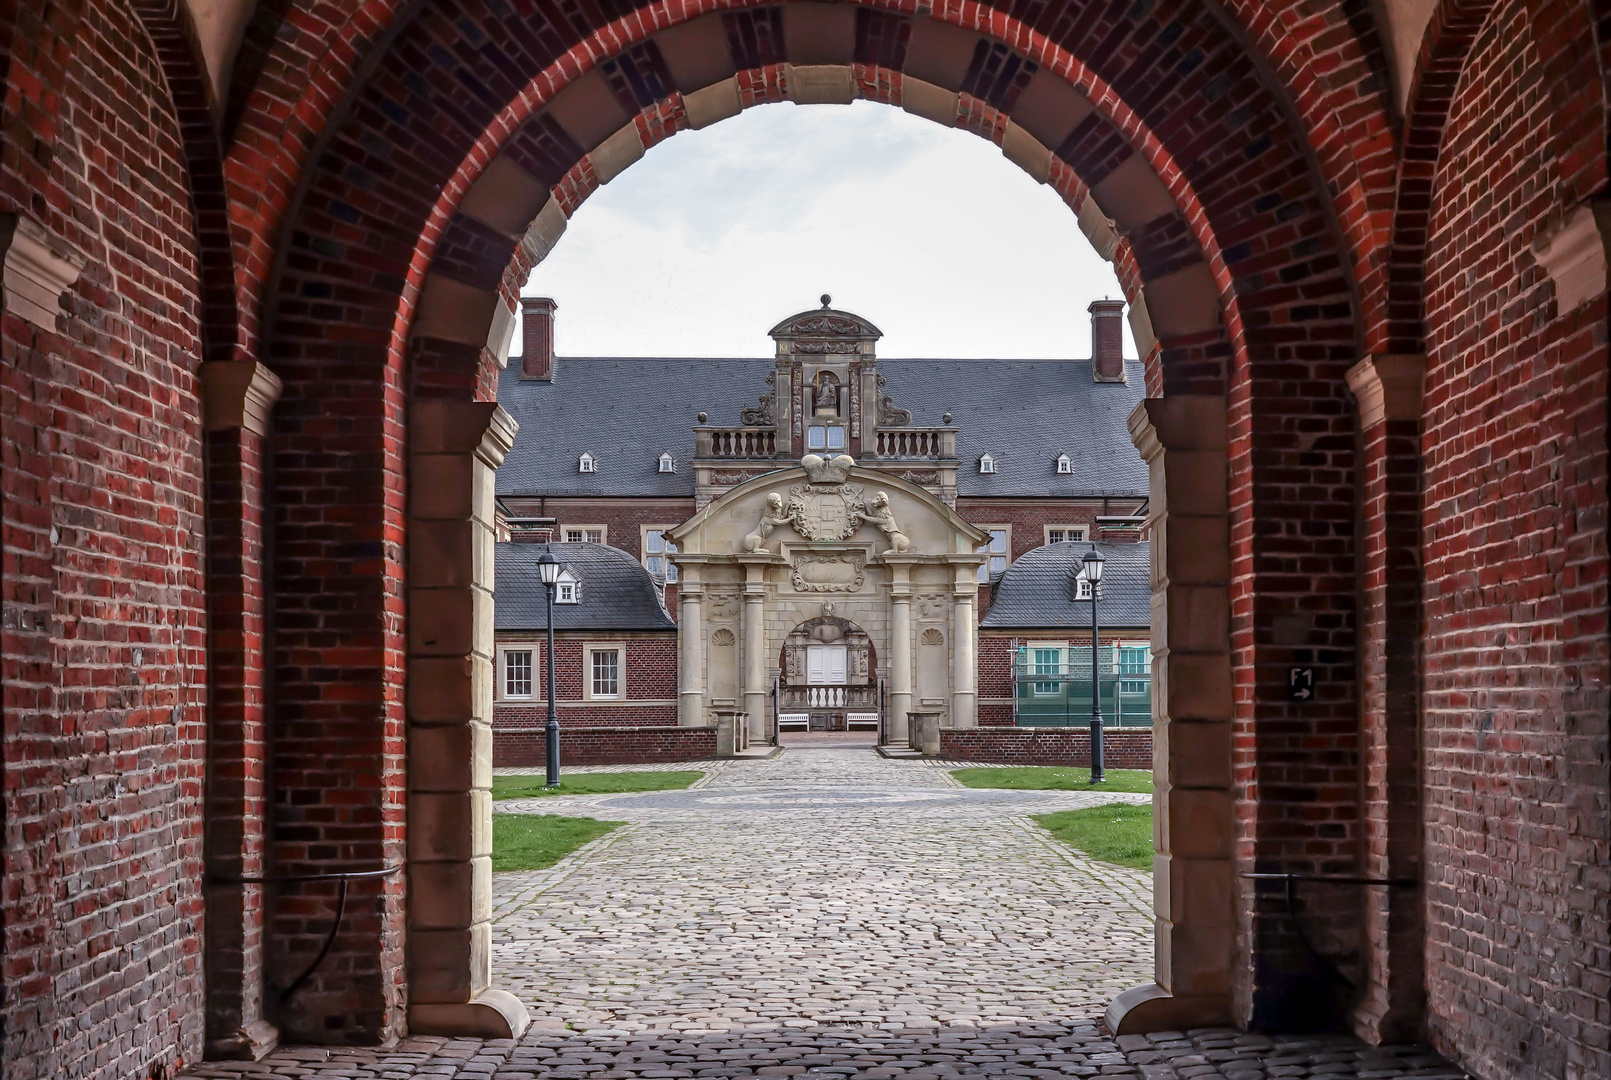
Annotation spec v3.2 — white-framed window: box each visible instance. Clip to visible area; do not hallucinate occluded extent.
[976,527,1009,582]
[1045,525,1089,545]
[643,527,679,583]
[1030,646,1063,696]
[658,452,676,473]
[503,649,534,699]
[978,453,996,474]
[578,452,597,473]
[807,425,845,451]
[1056,453,1072,474]
[555,571,579,604]
[563,525,605,544]
[586,645,622,699]
[1119,641,1152,694]
[1075,575,1095,600]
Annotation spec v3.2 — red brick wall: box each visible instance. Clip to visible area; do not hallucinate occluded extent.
[955,499,1145,559]
[495,725,717,766]
[1,1,207,1075]
[940,729,1153,769]
[1419,4,1611,1076]
[497,637,677,702]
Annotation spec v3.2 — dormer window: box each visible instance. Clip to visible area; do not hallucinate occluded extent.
[578,452,596,473]
[658,452,675,473]
[556,571,579,604]
[979,453,996,474]
[1056,453,1072,474]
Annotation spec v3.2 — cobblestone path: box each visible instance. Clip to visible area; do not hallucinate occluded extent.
[186,749,1468,1080]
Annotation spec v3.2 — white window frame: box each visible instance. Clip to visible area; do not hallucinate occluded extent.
[501,647,535,700]
[1075,575,1095,601]
[555,571,579,604]
[1056,453,1072,474]
[976,525,1010,583]
[658,452,676,473]
[578,452,596,473]
[978,453,996,474]
[584,643,625,700]
[563,525,606,544]
[1044,525,1089,545]
[642,526,680,583]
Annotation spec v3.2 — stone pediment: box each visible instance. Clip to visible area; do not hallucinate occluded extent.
[767,296,882,351]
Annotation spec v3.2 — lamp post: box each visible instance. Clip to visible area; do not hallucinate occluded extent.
[1081,547,1107,784]
[536,548,563,788]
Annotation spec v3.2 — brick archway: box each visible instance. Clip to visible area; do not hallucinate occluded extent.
[254,0,1365,1047]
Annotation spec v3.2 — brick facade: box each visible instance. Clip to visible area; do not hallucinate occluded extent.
[6,0,1611,1077]
[940,729,1153,770]
[495,725,718,766]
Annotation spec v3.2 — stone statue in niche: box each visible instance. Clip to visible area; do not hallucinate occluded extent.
[743,492,793,551]
[852,491,909,553]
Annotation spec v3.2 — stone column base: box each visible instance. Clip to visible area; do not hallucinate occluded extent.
[410,988,531,1039]
[1105,983,1231,1035]
[206,1019,280,1061]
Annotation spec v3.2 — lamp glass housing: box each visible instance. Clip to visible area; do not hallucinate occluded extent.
[536,550,563,586]
[1082,548,1105,584]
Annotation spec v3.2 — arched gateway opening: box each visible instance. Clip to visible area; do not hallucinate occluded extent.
[246,0,1344,1047]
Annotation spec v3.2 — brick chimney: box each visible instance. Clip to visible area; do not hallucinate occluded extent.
[1089,299,1126,383]
[521,296,557,380]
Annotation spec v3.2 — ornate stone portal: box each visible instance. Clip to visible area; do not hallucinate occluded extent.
[669,456,985,740]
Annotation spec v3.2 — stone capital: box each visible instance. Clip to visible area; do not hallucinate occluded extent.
[1346,355,1425,428]
[1532,199,1611,312]
[1,214,85,330]
[202,360,283,436]
[1127,396,1227,463]
[411,400,518,470]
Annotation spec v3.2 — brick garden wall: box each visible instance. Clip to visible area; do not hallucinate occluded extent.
[0,1,207,1075]
[496,726,718,765]
[1417,3,1611,1075]
[940,729,1153,769]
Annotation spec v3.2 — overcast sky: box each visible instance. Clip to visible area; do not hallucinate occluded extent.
[521,100,1133,360]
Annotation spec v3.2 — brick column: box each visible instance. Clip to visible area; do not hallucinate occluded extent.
[201,360,283,1061]
[406,401,530,1039]
[1108,396,1235,1033]
[1345,356,1426,1044]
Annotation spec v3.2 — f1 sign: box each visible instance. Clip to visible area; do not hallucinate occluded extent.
[1287,667,1315,702]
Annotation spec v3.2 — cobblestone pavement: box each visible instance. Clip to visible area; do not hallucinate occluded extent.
[186,749,1468,1080]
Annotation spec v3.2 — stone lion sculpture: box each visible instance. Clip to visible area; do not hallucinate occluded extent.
[743,492,793,552]
[857,491,910,553]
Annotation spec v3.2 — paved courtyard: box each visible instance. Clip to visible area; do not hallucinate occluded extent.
[186,748,1469,1080]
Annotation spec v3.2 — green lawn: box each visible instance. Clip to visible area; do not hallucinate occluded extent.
[949,765,1154,793]
[491,813,625,872]
[491,770,704,800]
[1033,804,1154,870]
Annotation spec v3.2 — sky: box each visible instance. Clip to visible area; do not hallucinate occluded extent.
[521,100,1134,360]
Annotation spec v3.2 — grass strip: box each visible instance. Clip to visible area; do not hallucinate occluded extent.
[491,813,625,872]
[491,770,704,800]
[949,765,1153,793]
[1033,804,1154,870]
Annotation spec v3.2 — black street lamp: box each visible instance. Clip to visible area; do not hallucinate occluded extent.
[536,547,563,788]
[1081,546,1107,784]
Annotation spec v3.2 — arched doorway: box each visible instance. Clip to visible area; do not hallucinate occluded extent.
[779,614,879,733]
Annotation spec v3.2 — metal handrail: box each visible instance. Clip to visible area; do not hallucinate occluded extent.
[1241,871,1418,989]
[208,865,402,1001]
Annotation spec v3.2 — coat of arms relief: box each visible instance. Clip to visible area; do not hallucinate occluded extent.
[742,454,910,553]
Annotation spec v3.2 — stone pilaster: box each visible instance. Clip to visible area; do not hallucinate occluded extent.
[1346,355,1427,1045]
[885,557,916,744]
[405,401,530,1039]
[950,565,979,729]
[1107,396,1235,1034]
[739,555,773,740]
[677,561,707,726]
[201,360,282,1061]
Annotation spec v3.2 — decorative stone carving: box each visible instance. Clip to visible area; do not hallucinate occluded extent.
[711,470,760,486]
[785,314,864,336]
[707,593,740,619]
[917,595,948,620]
[743,492,794,551]
[794,340,859,354]
[853,491,909,552]
[893,470,940,484]
[849,365,861,437]
[801,453,855,484]
[740,372,776,425]
[711,627,736,646]
[876,374,912,426]
[920,627,945,645]
[791,553,865,592]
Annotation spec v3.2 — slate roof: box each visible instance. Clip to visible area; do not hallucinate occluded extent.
[980,540,1151,630]
[495,357,1148,499]
[495,542,675,632]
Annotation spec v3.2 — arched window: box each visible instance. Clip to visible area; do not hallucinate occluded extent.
[978,453,996,474]
[578,452,596,473]
[658,452,675,473]
[1056,453,1072,474]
